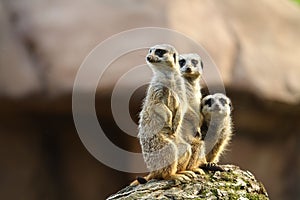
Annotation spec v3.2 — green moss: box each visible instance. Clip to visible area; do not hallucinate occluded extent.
[245,193,269,200]
[110,165,269,200]
[221,172,237,182]
[227,193,240,200]
[211,188,218,196]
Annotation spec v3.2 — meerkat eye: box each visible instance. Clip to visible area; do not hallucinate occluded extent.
[204,98,214,107]
[173,53,176,63]
[155,49,167,57]
[219,98,227,106]
[179,59,186,68]
[191,59,198,67]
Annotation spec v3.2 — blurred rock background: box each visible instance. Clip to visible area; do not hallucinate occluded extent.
[0,0,299,199]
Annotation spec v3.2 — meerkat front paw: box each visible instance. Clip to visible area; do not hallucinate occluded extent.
[200,162,225,172]
[191,168,206,175]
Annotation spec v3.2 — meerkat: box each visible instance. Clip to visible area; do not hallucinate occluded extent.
[178,53,206,174]
[130,44,195,186]
[200,93,233,167]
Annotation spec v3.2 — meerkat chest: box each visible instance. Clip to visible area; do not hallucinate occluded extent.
[209,117,228,132]
[187,89,201,113]
[168,90,181,112]
[185,81,201,105]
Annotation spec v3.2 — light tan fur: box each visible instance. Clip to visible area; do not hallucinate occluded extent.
[131,44,194,186]
[179,53,206,174]
[201,93,233,164]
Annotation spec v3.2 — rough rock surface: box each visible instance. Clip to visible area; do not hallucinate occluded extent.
[107,165,269,200]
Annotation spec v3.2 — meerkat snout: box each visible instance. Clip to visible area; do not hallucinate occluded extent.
[213,104,221,111]
[185,67,192,73]
[146,55,156,63]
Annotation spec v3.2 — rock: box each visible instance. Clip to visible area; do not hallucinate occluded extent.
[107,165,269,200]
[167,0,237,84]
[216,0,300,103]
[0,1,41,97]
[1,0,170,95]
[1,0,300,103]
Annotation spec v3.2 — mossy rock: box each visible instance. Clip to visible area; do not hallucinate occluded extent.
[107,165,269,200]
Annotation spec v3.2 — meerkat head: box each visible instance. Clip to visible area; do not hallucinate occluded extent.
[146,44,179,70]
[179,53,203,80]
[201,93,233,118]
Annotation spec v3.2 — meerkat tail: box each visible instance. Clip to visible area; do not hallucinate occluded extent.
[129,174,151,186]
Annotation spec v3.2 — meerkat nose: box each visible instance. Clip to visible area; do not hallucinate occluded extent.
[215,104,220,110]
[186,67,192,73]
[146,55,153,62]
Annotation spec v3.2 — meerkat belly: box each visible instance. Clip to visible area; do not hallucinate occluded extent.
[140,134,178,170]
[140,134,173,152]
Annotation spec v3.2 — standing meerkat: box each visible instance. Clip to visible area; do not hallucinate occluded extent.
[179,53,206,174]
[131,44,194,185]
[200,93,233,166]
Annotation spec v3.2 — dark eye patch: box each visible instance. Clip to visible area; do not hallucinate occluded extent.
[204,98,214,107]
[219,98,227,106]
[155,49,167,57]
[173,53,176,64]
[179,59,186,68]
[191,59,198,67]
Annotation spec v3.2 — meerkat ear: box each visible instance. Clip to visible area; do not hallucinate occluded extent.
[229,101,233,111]
[200,99,207,110]
[173,53,177,64]
[200,60,204,69]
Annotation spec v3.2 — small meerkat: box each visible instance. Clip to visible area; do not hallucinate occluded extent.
[179,53,206,174]
[200,93,233,165]
[131,44,194,186]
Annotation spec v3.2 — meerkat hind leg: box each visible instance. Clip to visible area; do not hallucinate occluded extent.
[186,140,206,175]
[158,159,192,182]
[163,165,191,182]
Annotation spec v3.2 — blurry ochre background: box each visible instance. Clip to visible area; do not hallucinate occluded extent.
[1,0,300,199]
